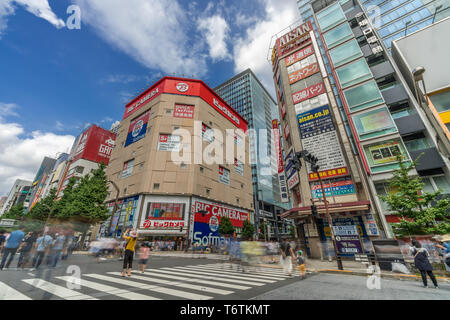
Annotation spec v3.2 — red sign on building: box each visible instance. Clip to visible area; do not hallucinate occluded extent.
[275,21,313,57]
[192,201,249,228]
[289,63,320,84]
[174,104,195,119]
[292,82,326,105]
[285,44,315,67]
[71,125,116,165]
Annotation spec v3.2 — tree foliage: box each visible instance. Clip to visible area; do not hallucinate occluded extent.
[28,188,58,221]
[241,220,255,240]
[2,203,25,220]
[219,216,235,236]
[380,154,450,237]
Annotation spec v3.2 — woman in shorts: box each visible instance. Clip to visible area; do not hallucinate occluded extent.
[138,242,150,273]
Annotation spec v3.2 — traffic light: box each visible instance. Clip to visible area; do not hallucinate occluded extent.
[311,204,318,218]
[293,153,302,171]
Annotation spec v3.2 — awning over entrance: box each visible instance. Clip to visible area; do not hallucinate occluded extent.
[280,200,371,219]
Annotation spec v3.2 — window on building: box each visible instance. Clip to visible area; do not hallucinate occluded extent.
[75,166,84,174]
[123,188,127,195]
[323,22,354,49]
[206,188,210,196]
[329,39,363,67]
[429,90,450,113]
[402,132,432,152]
[316,2,346,32]
[122,159,134,178]
[352,107,397,140]
[336,58,373,89]
[145,202,185,220]
[153,183,160,190]
[343,80,384,112]
[180,162,187,169]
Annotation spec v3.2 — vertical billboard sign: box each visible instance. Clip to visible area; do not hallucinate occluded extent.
[218,167,230,185]
[297,105,348,181]
[71,126,116,165]
[125,110,150,147]
[285,150,299,190]
[272,120,289,202]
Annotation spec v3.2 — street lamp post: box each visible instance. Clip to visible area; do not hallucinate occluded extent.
[294,150,344,270]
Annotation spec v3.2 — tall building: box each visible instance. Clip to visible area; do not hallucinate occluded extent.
[27,157,57,211]
[0,179,32,216]
[271,19,380,259]
[0,196,7,213]
[299,0,450,51]
[39,153,69,200]
[214,69,291,240]
[100,76,254,247]
[57,125,117,198]
[290,0,450,239]
[392,16,450,160]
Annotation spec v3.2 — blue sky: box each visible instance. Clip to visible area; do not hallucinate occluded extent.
[0,0,299,195]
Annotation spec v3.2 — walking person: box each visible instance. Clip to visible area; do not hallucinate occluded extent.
[31,232,53,271]
[279,238,295,276]
[17,231,37,269]
[121,228,138,277]
[50,233,66,267]
[410,239,439,288]
[0,230,6,252]
[0,225,25,270]
[296,250,306,279]
[138,242,150,273]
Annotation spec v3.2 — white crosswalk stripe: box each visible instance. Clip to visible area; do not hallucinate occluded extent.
[22,279,98,300]
[0,281,32,300]
[144,269,251,290]
[56,276,160,300]
[190,264,291,280]
[3,262,297,300]
[107,272,233,295]
[83,273,212,300]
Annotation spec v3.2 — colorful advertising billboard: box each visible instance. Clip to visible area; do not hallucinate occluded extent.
[292,82,326,105]
[311,177,355,198]
[365,140,405,166]
[174,104,195,119]
[192,200,249,228]
[352,107,397,141]
[274,21,313,57]
[297,105,348,181]
[272,120,289,202]
[71,125,116,165]
[285,44,315,67]
[288,63,320,84]
[125,110,150,147]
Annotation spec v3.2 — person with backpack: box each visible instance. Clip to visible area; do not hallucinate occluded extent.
[410,239,439,289]
[121,228,138,277]
[0,225,26,270]
[279,238,295,276]
[31,232,53,271]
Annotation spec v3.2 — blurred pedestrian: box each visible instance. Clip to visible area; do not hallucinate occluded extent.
[410,239,438,288]
[0,225,26,270]
[17,231,37,269]
[31,232,53,271]
[297,250,306,279]
[279,238,295,276]
[0,230,6,252]
[121,228,137,277]
[50,233,66,267]
[138,242,150,273]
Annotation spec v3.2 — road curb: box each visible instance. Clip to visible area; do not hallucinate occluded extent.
[314,269,450,282]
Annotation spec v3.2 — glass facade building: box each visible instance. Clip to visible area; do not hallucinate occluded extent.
[215,69,291,238]
[298,0,450,236]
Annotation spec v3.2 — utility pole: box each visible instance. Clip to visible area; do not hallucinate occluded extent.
[293,150,344,270]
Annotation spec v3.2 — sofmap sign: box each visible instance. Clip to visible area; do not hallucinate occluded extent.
[125,111,150,147]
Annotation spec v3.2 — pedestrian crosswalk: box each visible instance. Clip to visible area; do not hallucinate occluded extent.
[0,262,300,300]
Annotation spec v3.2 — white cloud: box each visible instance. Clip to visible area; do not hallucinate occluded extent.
[198,15,231,61]
[0,102,19,117]
[0,106,75,196]
[75,0,207,77]
[233,0,300,98]
[0,0,65,38]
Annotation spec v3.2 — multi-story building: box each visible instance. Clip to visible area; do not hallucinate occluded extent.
[39,153,69,200]
[214,69,291,240]
[0,196,7,213]
[299,0,450,52]
[0,179,32,216]
[270,19,381,259]
[99,76,254,247]
[392,17,450,160]
[57,125,117,198]
[27,157,57,211]
[292,0,450,238]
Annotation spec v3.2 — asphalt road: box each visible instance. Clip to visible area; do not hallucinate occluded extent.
[252,272,450,300]
[0,254,301,300]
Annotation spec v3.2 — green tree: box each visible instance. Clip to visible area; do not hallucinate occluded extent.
[380,154,450,237]
[60,163,109,243]
[259,220,267,240]
[28,188,58,221]
[241,220,255,240]
[2,203,25,220]
[219,216,235,236]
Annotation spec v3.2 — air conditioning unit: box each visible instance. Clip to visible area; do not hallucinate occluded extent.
[359,19,368,27]
[367,36,378,44]
[372,45,383,54]
[363,27,373,36]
